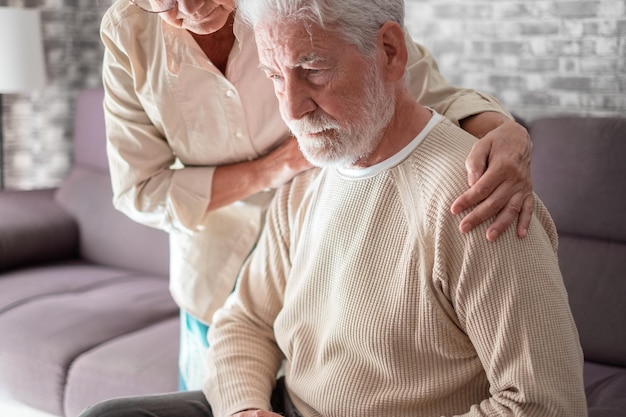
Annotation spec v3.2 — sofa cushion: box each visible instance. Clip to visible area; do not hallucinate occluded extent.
[55,166,169,277]
[585,361,626,417]
[530,116,626,368]
[0,262,136,313]
[0,264,178,416]
[64,317,179,417]
[0,189,78,272]
[557,235,626,367]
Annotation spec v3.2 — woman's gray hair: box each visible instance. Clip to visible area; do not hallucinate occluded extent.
[236,0,405,55]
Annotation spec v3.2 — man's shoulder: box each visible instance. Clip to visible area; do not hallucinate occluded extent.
[266,168,322,237]
[281,168,322,200]
[405,117,477,187]
[274,168,322,206]
[427,116,478,151]
[397,117,477,218]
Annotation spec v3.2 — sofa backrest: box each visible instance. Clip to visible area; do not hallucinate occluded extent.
[72,87,110,173]
[55,88,169,277]
[530,116,626,368]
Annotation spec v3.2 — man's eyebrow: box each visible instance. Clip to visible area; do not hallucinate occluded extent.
[258,53,328,72]
[295,52,327,66]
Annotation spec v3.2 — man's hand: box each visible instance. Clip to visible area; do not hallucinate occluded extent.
[452,113,533,241]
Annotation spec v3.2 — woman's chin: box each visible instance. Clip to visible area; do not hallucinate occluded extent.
[177,8,232,35]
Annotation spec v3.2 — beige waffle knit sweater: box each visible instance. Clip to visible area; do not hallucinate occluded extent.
[205,115,587,417]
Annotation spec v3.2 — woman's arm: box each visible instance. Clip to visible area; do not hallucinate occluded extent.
[209,136,312,211]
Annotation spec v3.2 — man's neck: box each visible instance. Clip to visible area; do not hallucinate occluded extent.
[352,97,432,168]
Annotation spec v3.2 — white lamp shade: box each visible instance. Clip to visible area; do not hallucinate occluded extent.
[0,7,47,93]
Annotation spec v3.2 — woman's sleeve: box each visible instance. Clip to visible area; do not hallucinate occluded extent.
[100,12,214,233]
[403,27,512,125]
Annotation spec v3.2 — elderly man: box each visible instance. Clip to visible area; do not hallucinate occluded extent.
[78,0,586,416]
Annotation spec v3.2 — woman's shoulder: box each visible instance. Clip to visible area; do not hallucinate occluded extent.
[101,0,157,36]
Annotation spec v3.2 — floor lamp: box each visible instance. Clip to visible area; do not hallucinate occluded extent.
[0,7,47,189]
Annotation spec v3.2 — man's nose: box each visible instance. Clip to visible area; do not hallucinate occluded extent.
[281,78,316,121]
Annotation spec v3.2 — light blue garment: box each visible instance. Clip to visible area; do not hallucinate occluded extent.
[178,310,210,391]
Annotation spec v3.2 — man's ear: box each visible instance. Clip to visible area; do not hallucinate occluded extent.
[377,21,408,82]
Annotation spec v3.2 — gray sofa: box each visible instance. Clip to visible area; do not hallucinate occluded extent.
[0,88,178,417]
[0,87,624,416]
[530,116,626,417]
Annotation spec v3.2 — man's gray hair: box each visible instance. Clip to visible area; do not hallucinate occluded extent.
[237,0,405,55]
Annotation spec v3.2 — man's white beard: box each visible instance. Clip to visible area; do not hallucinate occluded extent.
[287,63,396,168]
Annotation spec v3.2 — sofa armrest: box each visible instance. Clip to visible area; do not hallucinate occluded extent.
[0,188,79,271]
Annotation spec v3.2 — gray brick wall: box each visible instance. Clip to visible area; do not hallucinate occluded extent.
[404,0,626,122]
[1,0,625,189]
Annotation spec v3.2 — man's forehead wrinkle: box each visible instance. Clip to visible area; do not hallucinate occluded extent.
[256,20,335,72]
[256,28,291,70]
[256,43,278,71]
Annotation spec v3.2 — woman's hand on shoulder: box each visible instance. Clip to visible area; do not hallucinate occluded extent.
[452,115,533,241]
